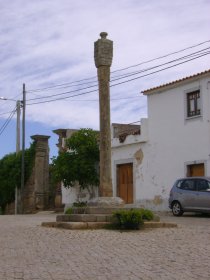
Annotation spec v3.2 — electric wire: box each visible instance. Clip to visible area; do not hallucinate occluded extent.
[111,40,210,74]
[0,96,143,114]
[26,48,210,103]
[110,47,210,82]
[26,50,210,106]
[110,51,210,88]
[0,110,16,116]
[26,39,210,93]
[27,78,98,93]
[27,82,99,101]
[61,96,143,102]
[0,106,16,136]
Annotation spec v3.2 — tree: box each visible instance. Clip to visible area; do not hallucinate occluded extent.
[51,128,99,198]
[0,142,36,213]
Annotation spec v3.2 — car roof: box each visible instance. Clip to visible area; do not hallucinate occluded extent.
[176,176,210,181]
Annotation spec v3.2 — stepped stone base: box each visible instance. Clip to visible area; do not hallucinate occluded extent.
[56,208,161,223]
[42,221,110,229]
[42,221,177,230]
[87,197,124,208]
[57,213,113,223]
[53,197,166,229]
[57,197,125,223]
[86,207,123,214]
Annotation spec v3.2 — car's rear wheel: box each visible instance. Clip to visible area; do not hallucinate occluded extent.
[172,201,183,216]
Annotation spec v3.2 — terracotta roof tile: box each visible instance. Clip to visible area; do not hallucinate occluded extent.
[142,69,210,95]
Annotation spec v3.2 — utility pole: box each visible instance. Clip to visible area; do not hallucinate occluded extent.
[15,100,21,214]
[20,83,26,214]
[16,101,21,155]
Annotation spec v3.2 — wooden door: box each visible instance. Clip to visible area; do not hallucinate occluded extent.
[187,163,204,177]
[117,163,133,203]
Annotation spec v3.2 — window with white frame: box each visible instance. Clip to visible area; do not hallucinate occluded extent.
[186,90,201,117]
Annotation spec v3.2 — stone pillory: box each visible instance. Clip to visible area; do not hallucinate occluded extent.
[94,32,113,68]
[94,32,113,198]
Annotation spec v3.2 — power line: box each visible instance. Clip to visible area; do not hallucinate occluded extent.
[27,88,99,105]
[26,48,210,103]
[111,40,210,74]
[26,39,210,93]
[110,50,210,88]
[0,110,16,116]
[0,106,16,136]
[110,47,210,82]
[26,49,210,106]
[64,96,143,102]
[27,78,98,93]
[2,94,143,109]
[27,82,99,101]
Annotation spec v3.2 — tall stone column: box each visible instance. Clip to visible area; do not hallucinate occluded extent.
[94,32,113,197]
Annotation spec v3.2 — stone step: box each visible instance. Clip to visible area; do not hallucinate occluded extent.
[42,221,177,230]
[70,206,148,214]
[85,207,124,214]
[56,213,113,223]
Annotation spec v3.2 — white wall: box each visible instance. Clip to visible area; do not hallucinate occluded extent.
[146,77,210,188]
[62,184,98,211]
[111,75,210,211]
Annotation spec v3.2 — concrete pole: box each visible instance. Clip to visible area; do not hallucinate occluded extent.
[16,101,21,155]
[20,83,26,213]
[15,101,21,214]
[94,32,113,197]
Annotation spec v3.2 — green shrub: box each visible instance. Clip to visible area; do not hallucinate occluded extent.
[65,202,87,215]
[139,208,154,221]
[111,208,155,230]
[0,142,36,212]
[73,201,87,207]
[65,207,73,214]
[112,209,144,230]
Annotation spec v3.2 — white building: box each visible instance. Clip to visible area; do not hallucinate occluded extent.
[111,69,210,211]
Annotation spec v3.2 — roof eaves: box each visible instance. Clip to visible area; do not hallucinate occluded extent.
[142,69,210,95]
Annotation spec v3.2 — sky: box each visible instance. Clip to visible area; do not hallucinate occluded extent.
[0,0,210,160]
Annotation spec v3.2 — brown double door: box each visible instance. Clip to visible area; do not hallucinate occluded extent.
[117,163,133,204]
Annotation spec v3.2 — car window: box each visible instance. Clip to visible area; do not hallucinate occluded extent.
[176,180,184,188]
[197,179,210,191]
[180,179,196,191]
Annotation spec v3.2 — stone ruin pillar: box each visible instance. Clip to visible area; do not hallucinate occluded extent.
[31,135,50,211]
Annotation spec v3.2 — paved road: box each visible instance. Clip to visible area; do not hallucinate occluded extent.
[0,212,210,280]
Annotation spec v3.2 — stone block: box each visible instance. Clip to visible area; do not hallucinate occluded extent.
[94,32,113,68]
[86,207,125,214]
[56,214,70,222]
[87,222,109,229]
[59,222,88,230]
[87,197,124,208]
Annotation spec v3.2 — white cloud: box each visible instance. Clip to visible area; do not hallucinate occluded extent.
[0,0,210,157]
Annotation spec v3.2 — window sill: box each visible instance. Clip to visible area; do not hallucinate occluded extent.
[186,114,202,121]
